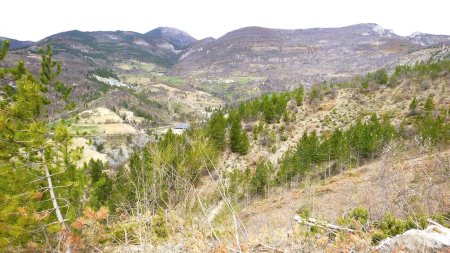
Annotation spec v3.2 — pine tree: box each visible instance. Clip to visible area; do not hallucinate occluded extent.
[294,86,304,106]
[88,159,112,208]
[424,95,435,113]
[238,130,250,155]
[0,44,79,252]
[262,96,276,123]
[251,162,269,195]
[409,97,418,111]
[229,116,250,155]
[207,111,226,150]
[309,86,321,104]
[0,40,9,61]
[230,117,242,152]
[374,68,388,84]
[89,159,104,183]
[409,97,418,115]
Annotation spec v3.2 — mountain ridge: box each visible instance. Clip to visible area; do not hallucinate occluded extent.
[1,23,450,108]
[0,36,35,49]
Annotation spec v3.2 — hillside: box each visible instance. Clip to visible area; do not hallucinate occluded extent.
[199,59,450,251]
[0,26,449,253]
[96,57,449,253]
[176,24,450,101]
[0,28,218,127]
[0,37,34,49]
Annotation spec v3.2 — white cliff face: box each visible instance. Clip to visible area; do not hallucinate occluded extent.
[372,24,386,35]
[370,24,395,37]
[408,31,424,38]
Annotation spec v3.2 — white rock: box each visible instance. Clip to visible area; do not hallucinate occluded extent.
[375,225,450,253]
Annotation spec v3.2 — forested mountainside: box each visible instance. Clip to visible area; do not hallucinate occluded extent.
[1,36,449,252]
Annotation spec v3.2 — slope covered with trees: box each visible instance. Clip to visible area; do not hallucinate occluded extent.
[1,39,449,252]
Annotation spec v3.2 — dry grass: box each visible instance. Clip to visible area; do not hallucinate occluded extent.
[229,146,449,248]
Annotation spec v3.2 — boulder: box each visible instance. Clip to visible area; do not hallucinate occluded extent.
[374,224,450,253]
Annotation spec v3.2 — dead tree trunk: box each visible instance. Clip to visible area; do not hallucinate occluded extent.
[41,151,71,253]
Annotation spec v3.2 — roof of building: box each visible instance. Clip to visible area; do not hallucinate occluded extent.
[174,123,190,129]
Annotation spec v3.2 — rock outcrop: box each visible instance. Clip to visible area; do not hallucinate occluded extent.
[374,223,450,253]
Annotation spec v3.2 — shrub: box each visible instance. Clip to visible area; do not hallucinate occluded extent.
[153,209,169,240]
[371,231,388,245]
[250,162,270,195]
[349,207,369,224]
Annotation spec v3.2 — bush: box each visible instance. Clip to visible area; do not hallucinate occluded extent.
[371,231,388,245]
[296,207,311,220]
[251,162,270,195]
[153,209,168,240]
[349,207,369,224]
[337,207,369,230]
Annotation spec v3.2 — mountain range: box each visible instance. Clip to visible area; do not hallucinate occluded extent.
[1,24,449,122]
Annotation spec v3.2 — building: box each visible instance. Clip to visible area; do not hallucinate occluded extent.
[173,123,190,134]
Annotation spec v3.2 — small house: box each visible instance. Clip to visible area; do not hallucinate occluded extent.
[173,123,190,134]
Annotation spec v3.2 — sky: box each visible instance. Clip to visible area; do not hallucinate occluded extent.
[2,0,450,41]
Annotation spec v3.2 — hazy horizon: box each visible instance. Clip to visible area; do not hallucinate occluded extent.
[2,0,450,41]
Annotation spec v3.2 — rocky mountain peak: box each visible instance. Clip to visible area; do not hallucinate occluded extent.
[145,27,196,50]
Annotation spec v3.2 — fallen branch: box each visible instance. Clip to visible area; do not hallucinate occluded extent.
[293,215,356,233]
[427,219,446,229]
[255,242,284,253]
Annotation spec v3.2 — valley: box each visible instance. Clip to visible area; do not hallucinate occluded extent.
[0,23,449,253]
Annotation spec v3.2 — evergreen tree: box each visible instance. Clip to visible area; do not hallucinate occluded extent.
[294,86,304,106]
[424,95,435,113]
[409,97,418,112]
[416,113,448,145]
[229,116,250,155]
[238,130,250,155]
[309,86,321,103]
[374,68,388,84]
[409,97,418,115]
[0,44,79,252]
[230,117,242,152]
[251,162,269,195]
[262,96,276,123]
[89,159,104,183]
[88,159,112,208]
[0,40,9,61]
[207,111,226,150]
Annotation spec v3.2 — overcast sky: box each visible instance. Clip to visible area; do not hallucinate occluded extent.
[2,0,449,41]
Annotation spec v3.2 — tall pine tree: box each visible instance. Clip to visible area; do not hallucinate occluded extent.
[207,111,226,150]
[0,43,80,252]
